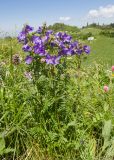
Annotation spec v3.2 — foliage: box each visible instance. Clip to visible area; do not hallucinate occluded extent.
[83,22,114,29]
[0,24,114,160]
[78,32,93,40]
[99,30,114,37]
[48,23,79,33]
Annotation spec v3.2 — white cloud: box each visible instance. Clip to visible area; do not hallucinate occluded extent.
[88,5,114,18]
[59,16,71,21]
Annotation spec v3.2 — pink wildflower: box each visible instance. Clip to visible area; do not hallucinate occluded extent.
[112,66,114,72]
[104,85,109,92]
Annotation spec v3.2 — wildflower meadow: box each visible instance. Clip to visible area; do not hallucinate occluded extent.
[0,23,114,160]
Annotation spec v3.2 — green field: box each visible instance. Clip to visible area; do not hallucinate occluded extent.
[0,27,114,160]
[78,28,114,66]
[85,36,114,65]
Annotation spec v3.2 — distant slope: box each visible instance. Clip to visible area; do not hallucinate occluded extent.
[48,23,80,33]
[80,28,101,35]
[82,32,114,65]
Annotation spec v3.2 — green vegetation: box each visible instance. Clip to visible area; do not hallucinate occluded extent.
[85,36,114,65]
[0,24,114,160]
[72,26,114,66]
[48,23,80,33]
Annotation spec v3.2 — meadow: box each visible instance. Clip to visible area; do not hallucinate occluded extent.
[0,24,114,160]
[80,28,114,65]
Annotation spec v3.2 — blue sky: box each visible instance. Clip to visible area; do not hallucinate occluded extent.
[0,0,114,33]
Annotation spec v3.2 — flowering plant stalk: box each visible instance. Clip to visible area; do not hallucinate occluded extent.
[18,25,89,97]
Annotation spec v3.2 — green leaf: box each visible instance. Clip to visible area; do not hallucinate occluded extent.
[67,121,76,127]
[104,103,109,112]
[0,134,5,153]
[102,120,112,140]
[2,148,15,154]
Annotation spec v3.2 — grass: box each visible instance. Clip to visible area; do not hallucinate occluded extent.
[81,27,101,35]
[75,27,114,66]
[0,29,114,160]
[84,36,114,65]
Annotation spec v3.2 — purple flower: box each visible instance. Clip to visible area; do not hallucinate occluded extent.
[22,44,32,52]
[34,45,46,56]
[32,36,42,45]
[17,31,26,42]
[70,42,85,55]
[72,47,83,55]
[25,56,33,64]
[18,25,33,43]
[42,36,49,43]
[61,46,73,56]
[54,39,65,48]
[37,26,42,34]
[24,25,34,33]
[46,30,53,36]
[55,32,62,39]
[33,45,39,54]
[38,48,46,56]
[53,56,61,65]
[71,41,78,48]
[83,45,90,54]
[58,41,65,48]
[76,49,83,55]
[62,33,72,43]
[45,54,61,65]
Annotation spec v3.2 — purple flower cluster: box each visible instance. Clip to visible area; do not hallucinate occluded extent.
[18,24,90,65]
[18,25,34,43]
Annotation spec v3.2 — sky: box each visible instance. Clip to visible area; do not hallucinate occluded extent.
[0,0,114,33]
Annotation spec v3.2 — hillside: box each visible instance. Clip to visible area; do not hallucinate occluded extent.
[48,23,80,32]
[79,27,114,66]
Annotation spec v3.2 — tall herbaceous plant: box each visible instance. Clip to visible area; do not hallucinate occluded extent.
[17,23,91,157]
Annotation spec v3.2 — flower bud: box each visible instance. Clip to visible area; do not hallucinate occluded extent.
[112,66,114,72]
[104,85,109,92]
